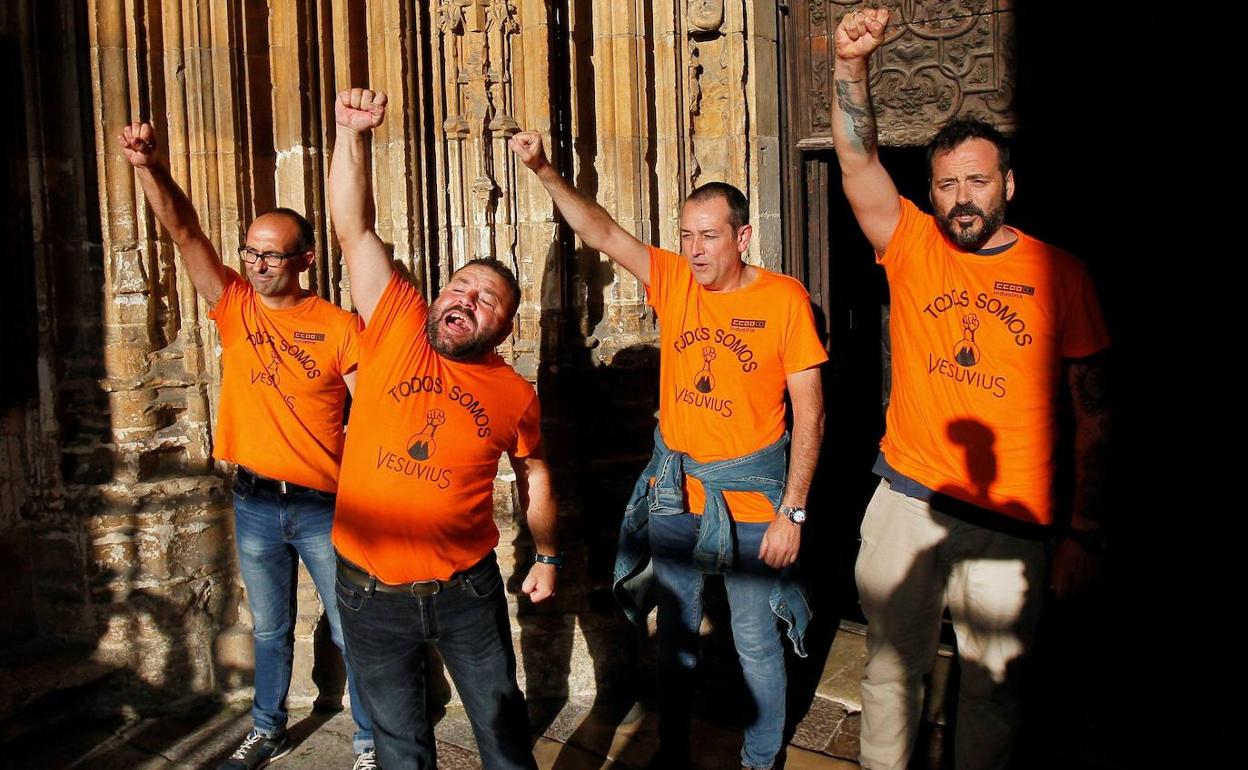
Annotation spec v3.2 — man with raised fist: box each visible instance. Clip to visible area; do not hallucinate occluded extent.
[511,128,827,770]
[117,122,376,770]
[831,8,1111,770]
[327,88,560,770]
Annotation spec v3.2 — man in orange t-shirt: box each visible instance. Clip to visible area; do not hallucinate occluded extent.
[117,124,376,770]
[833,10,1111,770]
[512,133,826,770]
[328,89,558,770]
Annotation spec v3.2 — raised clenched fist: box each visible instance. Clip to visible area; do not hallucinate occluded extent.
[117,122,159,168]
[336,88,388,133]
[834,6,890,62]
[508,131,549,172]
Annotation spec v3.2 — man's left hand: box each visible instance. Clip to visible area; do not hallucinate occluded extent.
[521,562,557,603]
[1051,535,1102,599]
[758,516,801,569]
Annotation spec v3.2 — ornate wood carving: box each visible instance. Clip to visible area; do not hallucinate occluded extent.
[794,0,1014,149]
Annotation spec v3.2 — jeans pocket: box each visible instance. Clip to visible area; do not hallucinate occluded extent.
[335,574,367,612]
[463,564,502,599]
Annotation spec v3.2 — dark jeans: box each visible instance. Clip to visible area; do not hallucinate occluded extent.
[335,552,537,770]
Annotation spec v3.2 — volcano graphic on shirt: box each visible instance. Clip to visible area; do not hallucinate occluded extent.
[952,313,981,367]
[407,409,446,461]
[693,346,717,393]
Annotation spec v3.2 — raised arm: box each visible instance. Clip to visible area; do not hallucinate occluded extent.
[117,122,227,304]
[328,88,392,324]
[831,8,902,254]
[509,131,652,286]
[511,446,559,603]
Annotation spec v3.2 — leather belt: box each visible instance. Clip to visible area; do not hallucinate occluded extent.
[336,556,470,597]
[236,466,324,497]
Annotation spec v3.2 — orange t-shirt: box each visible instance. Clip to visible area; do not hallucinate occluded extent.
[647,246,828,523]
[879,198,1110,525]
[209,268,360,493]
[332,272,541,582]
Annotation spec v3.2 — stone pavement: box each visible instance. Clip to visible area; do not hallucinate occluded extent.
[2,616,1125,770]
[3,625,879,770]
[6,697,861,770]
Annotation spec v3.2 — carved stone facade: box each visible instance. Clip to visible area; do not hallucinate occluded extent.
[3,0,1017,738]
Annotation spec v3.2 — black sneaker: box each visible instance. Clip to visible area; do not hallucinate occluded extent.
[218,729,293,770]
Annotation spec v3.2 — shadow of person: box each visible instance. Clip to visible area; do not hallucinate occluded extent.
[861,418,1043,770]
[509,339,659,770]
[932,419,1035,525]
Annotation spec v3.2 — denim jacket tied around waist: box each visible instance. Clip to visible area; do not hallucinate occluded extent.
[612,428,812,657]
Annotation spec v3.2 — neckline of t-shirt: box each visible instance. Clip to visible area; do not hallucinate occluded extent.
[699,265,771,297]
[953,228,1027,263]
[253,290,321,315]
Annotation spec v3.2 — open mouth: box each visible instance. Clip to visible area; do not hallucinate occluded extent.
[442,307,476,333]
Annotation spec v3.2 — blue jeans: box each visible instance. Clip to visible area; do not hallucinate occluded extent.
[233,480,374,753]
[334,551,536,770]
[650,511,786,770]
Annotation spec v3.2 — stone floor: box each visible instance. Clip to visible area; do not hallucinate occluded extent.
[3,620,1129,770]
[2,627,874,770]
[4,697,862,770]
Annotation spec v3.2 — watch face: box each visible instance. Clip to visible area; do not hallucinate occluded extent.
[782,506,806,524]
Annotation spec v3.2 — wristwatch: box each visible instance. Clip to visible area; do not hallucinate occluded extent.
[534,552,565,569]
[778,505,807,525]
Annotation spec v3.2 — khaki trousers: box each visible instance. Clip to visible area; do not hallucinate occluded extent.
[855,480,1047,770]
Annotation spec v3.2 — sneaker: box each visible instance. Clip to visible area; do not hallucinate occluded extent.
[352,748,379,770]
[218,729,293,770]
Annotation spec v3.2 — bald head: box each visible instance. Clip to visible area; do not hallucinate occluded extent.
[251,207,315,254]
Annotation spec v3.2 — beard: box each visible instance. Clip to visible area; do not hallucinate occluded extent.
[426,306,498,361]
[936,198,1007,251]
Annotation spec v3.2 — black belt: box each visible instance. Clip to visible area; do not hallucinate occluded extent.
[336,554,488,597]
[236,466,324,497]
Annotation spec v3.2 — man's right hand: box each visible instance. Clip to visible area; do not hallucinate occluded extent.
[834,7,890,62]
[117,122,159,168]
[335,88,388,134]
[508,131,550,173]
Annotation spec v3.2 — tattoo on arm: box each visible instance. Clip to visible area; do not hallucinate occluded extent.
[1070,357,1110,527]
[835,78,878,155]
[1072,361,1108,417]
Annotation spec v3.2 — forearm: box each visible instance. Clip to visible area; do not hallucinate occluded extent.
[328,128,375,246]
[782,408,824,509]
[534,162,625,255]
[1072,414,1109,531]
[832,57,879,174]
[134,163,207,246]
[519,467,559,556]
[781,367,825,509]
[1069,357,1110,531]
[328,126,391,318]
[511,449,559,555]
[133,162,226,302]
